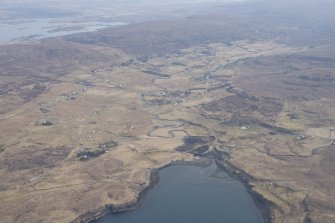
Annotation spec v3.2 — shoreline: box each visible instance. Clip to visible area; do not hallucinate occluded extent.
[215,160,275,223]
[72,159,205,223]
[73,158,274,223]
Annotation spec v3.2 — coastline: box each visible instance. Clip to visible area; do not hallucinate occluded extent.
[72,159,203,223]
[215,160,275,223]
[72,157,274,223]
[71,167,160,223]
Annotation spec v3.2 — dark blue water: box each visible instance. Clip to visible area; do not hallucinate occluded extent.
[95,163,264,223]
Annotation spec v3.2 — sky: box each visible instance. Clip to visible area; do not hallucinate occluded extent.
[0,0,250,20]
[0,0,248,7]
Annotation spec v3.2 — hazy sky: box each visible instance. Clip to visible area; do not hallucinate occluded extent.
[1,0,248,6]
[0,0,250,20]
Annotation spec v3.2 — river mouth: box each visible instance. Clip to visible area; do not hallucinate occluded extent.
[93,161,264,223]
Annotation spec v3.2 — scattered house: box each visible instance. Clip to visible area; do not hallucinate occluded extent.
[189,88,207,94]
[171,99,178,105]
[157,91,167,97]
[40,107,49,114]
[77,140,118,161]
[79,80,91,87]
[62,91,78,100]
[37,119,53,126]
[296,135,307,140]
[240,125,250,130]
[92,67,105,73]
[288,113,299,120]
[80,87,88,92]
[170,97,184,105]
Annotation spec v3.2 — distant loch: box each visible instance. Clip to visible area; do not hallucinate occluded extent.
[0,19,126,44]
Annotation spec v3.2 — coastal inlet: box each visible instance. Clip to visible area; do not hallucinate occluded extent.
[93,161,264,223]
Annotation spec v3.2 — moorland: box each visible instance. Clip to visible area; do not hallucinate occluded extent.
[1,1,335,223]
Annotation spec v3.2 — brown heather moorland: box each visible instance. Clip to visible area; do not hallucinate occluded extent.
[1,1,335,222]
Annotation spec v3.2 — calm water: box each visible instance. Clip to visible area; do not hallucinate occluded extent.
[0,19,126,43]
[95,163,264,223]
